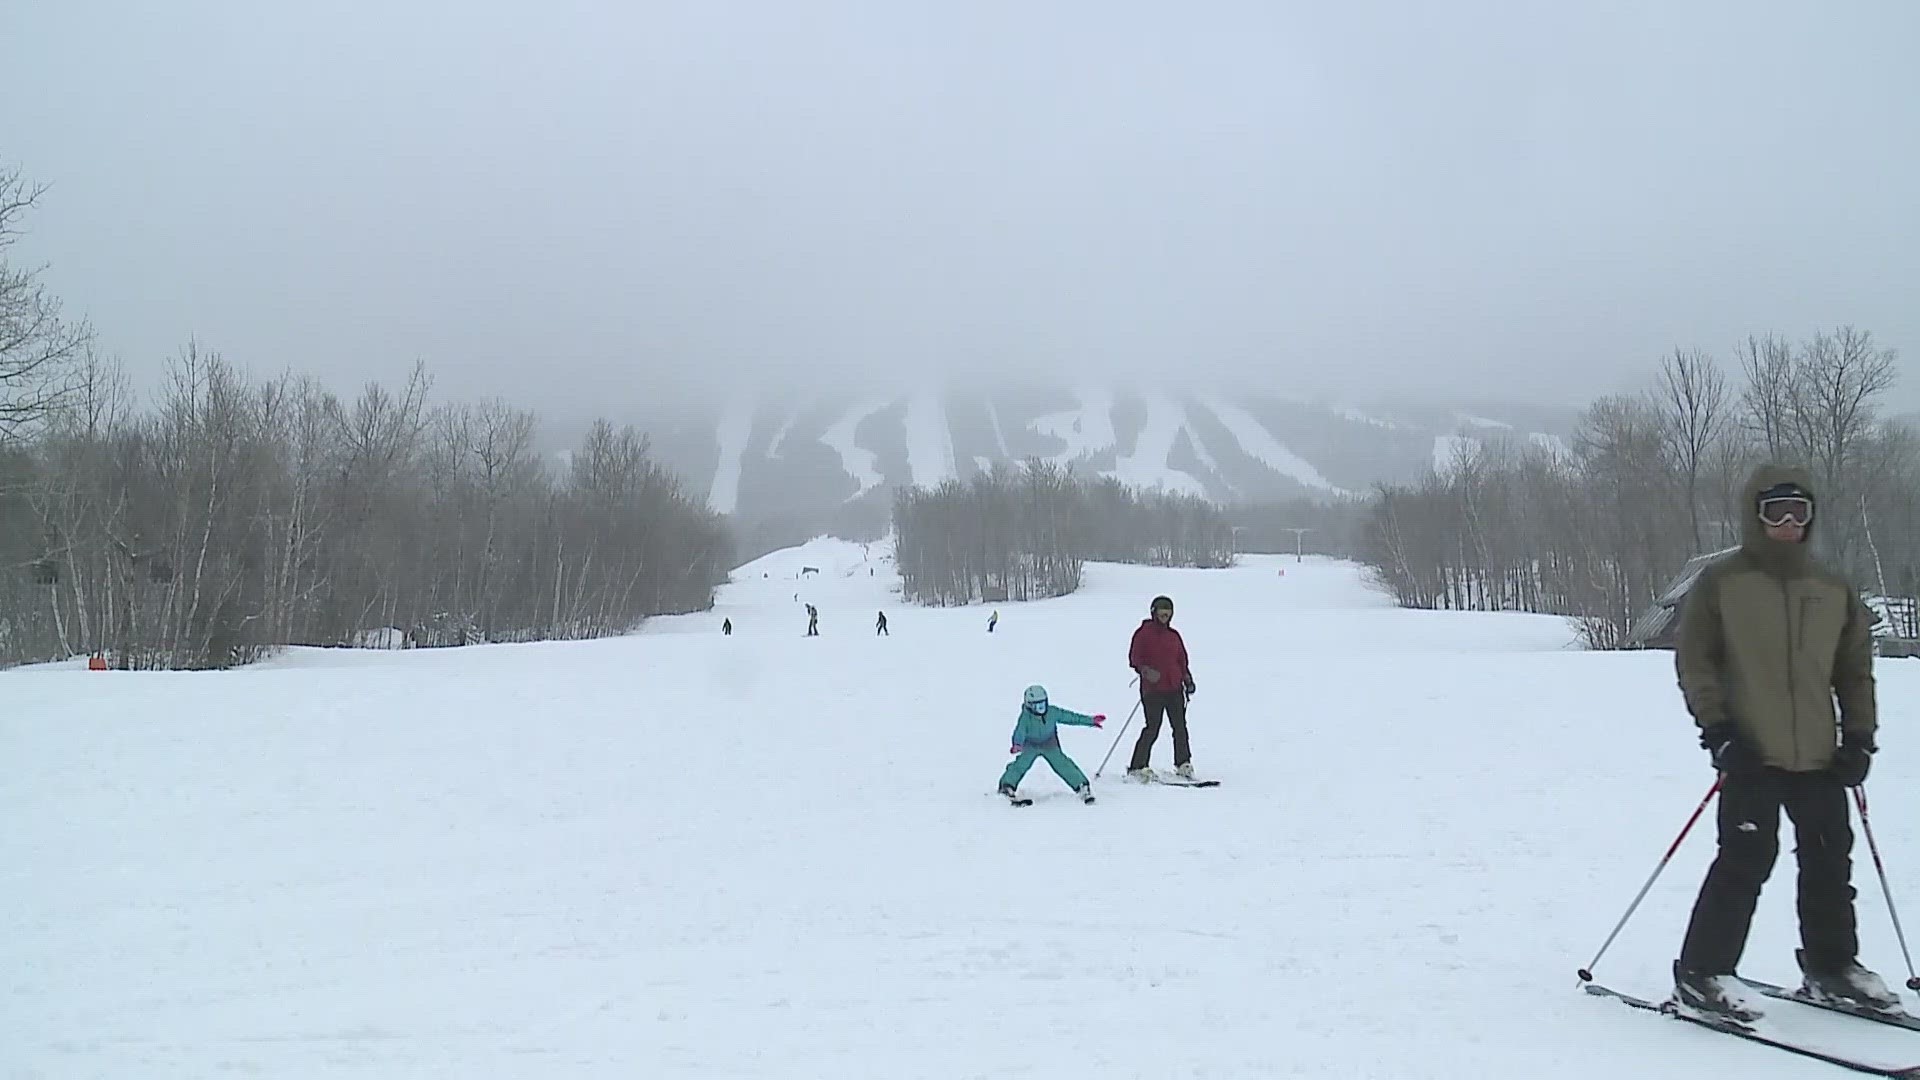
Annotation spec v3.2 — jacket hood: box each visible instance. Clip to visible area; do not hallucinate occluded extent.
[1741,463,1816,567]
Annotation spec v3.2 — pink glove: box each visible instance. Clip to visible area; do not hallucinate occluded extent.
[1093,714,1106,727]
[1009,745,1021,754]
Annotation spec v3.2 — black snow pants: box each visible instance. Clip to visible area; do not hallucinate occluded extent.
[1678,766,1859,975]
[1128,690,1191,771]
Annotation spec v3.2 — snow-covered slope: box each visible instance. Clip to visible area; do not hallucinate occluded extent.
[14,547,1912,1077]
[581,388,1584,519]
[1108,389,1208,495]
[1031,388,1118,465]
[707,398,755,514]
[818,398,888,501]
[902,390,956,489]
[1198,393,1355,497]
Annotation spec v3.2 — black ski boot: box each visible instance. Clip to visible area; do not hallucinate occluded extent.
[1672,960,1763,1024]
[1797,949,1903,1013]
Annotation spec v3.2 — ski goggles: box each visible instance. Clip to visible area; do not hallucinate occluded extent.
[1757,496,1813,527]
[1024,699,1048,715]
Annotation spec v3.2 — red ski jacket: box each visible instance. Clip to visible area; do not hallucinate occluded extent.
[1128,619,1190,695]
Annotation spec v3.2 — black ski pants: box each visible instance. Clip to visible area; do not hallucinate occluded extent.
[1128,690,1191,771]
[1679,766,1858,975]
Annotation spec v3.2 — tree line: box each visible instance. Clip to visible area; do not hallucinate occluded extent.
[1,168,730,669]
[1357,329,1915,648]
[892,461,1234,606]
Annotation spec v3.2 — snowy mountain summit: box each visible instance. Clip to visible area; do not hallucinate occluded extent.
[566,385,1580,521]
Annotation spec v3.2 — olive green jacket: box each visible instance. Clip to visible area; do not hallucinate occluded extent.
[1675,465,1877,771]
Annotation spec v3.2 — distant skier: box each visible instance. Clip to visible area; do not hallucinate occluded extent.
[1669,466,1891,1022]
[722,617,732,636]
[1126,595,1197,781]
[988,610,999,634]
[875,610,889,636]
[806,604,819,637]
[999,684,1104,804]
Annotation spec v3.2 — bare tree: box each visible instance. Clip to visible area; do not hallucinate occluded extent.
[0,352,731,669]
[893,461,1225,606]
[1735,333,1795,459]
[1651,347,1730,549]
[0,166,90,442]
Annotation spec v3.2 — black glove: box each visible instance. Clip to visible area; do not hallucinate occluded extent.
[1137,665,1160,684]
[1700,725,1762,775]
[1831,739,1875,787]
[1182,676,1196,698]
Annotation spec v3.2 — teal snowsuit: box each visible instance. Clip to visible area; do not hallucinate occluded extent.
[999,702,1099,791]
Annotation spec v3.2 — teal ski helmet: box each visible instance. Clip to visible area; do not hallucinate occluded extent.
[1022,684,1048,714]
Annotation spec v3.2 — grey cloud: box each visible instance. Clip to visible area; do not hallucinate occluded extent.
[3,0,1916,412]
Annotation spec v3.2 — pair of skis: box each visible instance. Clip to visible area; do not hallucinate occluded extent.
[1000,774,1221,806]
[1587,978,1920,1077]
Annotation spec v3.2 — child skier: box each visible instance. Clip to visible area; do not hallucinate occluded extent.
[999,684,1104,804]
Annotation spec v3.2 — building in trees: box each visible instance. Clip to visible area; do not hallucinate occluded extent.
[1622,546,1740,650]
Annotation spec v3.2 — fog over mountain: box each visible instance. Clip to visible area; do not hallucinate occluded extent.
[4,2,1916,424]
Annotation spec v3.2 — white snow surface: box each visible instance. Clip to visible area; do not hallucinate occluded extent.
[1532,430,1572,458]
[1333,404,1417,431]
[8,541,1920,1078]
[1460,413,1515,430]
[707,398,755,514]
[902,390,956,489]
[1107,390,1207,496]
[1031,388,1117,465]
[1197,394,1354,498]
[1434,434,1479,473]
[983,395,1011,459]
[764,404,801,460]
[819,398,889,501]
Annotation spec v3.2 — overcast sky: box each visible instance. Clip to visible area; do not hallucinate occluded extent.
[4,1,1917,412]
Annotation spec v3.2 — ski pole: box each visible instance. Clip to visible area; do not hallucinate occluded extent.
[1577,775,1722,983]
[1094,686,1143,779]
[1853,785,1920,992]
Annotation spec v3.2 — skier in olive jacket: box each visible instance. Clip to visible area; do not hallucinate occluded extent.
[1671,464,1892,1022]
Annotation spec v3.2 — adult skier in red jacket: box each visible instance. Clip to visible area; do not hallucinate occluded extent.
[1127,594,1196,780]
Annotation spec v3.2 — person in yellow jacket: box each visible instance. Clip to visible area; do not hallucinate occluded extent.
[1670,465,1892,1022]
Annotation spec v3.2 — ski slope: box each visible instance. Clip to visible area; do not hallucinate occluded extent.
[1108,390,1208,496]
[819,399,888,501]
[707,398,755,515]
[1197,394,1355,498]
[902,390,957,489]
[6,542,1919,1078]
[1031,388,1118,465]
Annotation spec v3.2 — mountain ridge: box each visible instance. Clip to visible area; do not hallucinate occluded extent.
[544,386,1587,531]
